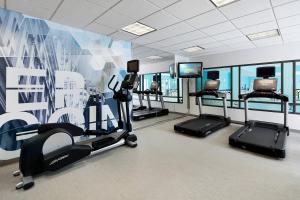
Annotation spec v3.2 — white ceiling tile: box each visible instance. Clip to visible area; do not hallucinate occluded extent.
[240,21,278,34]
[7,0,62,19]
[147,0,179,8]
[202,42,225,49]
[140,10,180,30]
[231,9,275,28]
[86,22,116,35]
[252,36,282,47]
[220,0,271,19]
[110,31,138,41]
[212,30,243,41]
[96,11,135,29]
[278,14,300,28]
[282,34,300,43]
[187,9,226,29]
[52,0,107,28]
[164,0,215,20]
[201,21,236,35]
[280,24,300,35]
[222,36,250,45]
[112,0,159,20]
[271,0,297,6]
[274,0,300,19]
[227,41,255,48]
[86,0,120,9]
[147,30,206,48]
[133,22,195,44]
[193,37,216,45]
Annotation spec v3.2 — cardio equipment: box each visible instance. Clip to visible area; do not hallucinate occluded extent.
[13,60,139,190]
[132,78,146,111]
[132,75,169,121]
[174,71,231,137]
[229,67,289,158]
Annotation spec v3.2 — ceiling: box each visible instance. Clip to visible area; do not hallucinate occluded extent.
[3,0,300,59]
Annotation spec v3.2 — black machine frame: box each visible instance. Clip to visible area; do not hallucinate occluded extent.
[229,66,289,158]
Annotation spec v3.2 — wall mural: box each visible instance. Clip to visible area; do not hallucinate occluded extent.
[0,8,132,160]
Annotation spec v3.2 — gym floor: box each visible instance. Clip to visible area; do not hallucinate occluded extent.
[1,113,300,200]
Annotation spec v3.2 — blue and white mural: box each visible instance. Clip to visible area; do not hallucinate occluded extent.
[0,8,132,160]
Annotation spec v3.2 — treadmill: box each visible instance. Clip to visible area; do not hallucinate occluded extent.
[133,89,146,111]
[229,67,289,158]
[174,71,231,137]
[132,77,169,121]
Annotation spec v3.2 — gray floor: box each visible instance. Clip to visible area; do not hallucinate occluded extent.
[1,115,300,200]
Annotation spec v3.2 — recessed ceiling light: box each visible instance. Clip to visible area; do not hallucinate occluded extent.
[146,56,162,60]
[122,22,156,36]
[247,29,280,41]
[210,0,239,7]
[182,46,204,53]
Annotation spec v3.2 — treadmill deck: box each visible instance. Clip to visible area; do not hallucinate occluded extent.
[132,108,169,121]
[174,114,231,137]
[229,121,288,158]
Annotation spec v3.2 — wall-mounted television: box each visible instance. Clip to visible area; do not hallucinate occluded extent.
[178,62,202,78]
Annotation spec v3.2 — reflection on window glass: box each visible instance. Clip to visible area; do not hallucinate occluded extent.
[196,77,202,92]
[240,63,282,111]
[283,62,294,112]
[143,73,156,100]
[202,68,231,107]
[232,67,239,108]
[296,62,300,113]
[161,73,180,102]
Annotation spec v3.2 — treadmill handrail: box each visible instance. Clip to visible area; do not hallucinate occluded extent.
[193,90,226,98]
[239,91,288,102]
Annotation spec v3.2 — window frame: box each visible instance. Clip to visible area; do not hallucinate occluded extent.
[140,72,183,104]
[195,59,300,114]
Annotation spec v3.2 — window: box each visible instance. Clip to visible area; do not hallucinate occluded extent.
[143,73,157,100]
[232,67,239,108]
[240,63,282,112]
[283,62,294,112]
[161,73,182,103]
[198,67,232,107]
[296,62,300,113]
[141,72,182,103]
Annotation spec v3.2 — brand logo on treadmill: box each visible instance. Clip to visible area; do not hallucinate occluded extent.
[49,154,70,166]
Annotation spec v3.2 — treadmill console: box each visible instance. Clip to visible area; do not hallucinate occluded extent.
[204,80,220,91]
[253,79,277,92]
[254,66,277,92]
[205,71,220,91]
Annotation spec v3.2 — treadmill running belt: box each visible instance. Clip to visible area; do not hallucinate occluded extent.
[174,114,230,137]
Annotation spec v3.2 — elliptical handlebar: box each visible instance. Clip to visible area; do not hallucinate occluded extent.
[108,75,120,93]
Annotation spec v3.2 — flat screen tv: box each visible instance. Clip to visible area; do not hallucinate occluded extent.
[178,62,202,78]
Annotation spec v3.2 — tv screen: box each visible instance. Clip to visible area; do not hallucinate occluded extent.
[127,60,139,73]
[178,62,202,78]
[207,71,219,80]
[257,67,275,78]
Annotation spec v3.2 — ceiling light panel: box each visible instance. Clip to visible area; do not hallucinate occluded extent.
[146,56,163,59]
[210,0,239,7]
[183,46,204,53]
[247,29,280,41]
[122,22,156,36]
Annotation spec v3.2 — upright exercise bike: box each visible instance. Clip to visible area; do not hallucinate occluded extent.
[13,60,140,190]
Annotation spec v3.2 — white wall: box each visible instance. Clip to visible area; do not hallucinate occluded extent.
[139,59,174,74]
[189,42,300,130]
[193,41,300,68]
[135,43,300,130]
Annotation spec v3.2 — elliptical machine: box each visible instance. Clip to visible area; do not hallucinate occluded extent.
[13,60,140,190]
